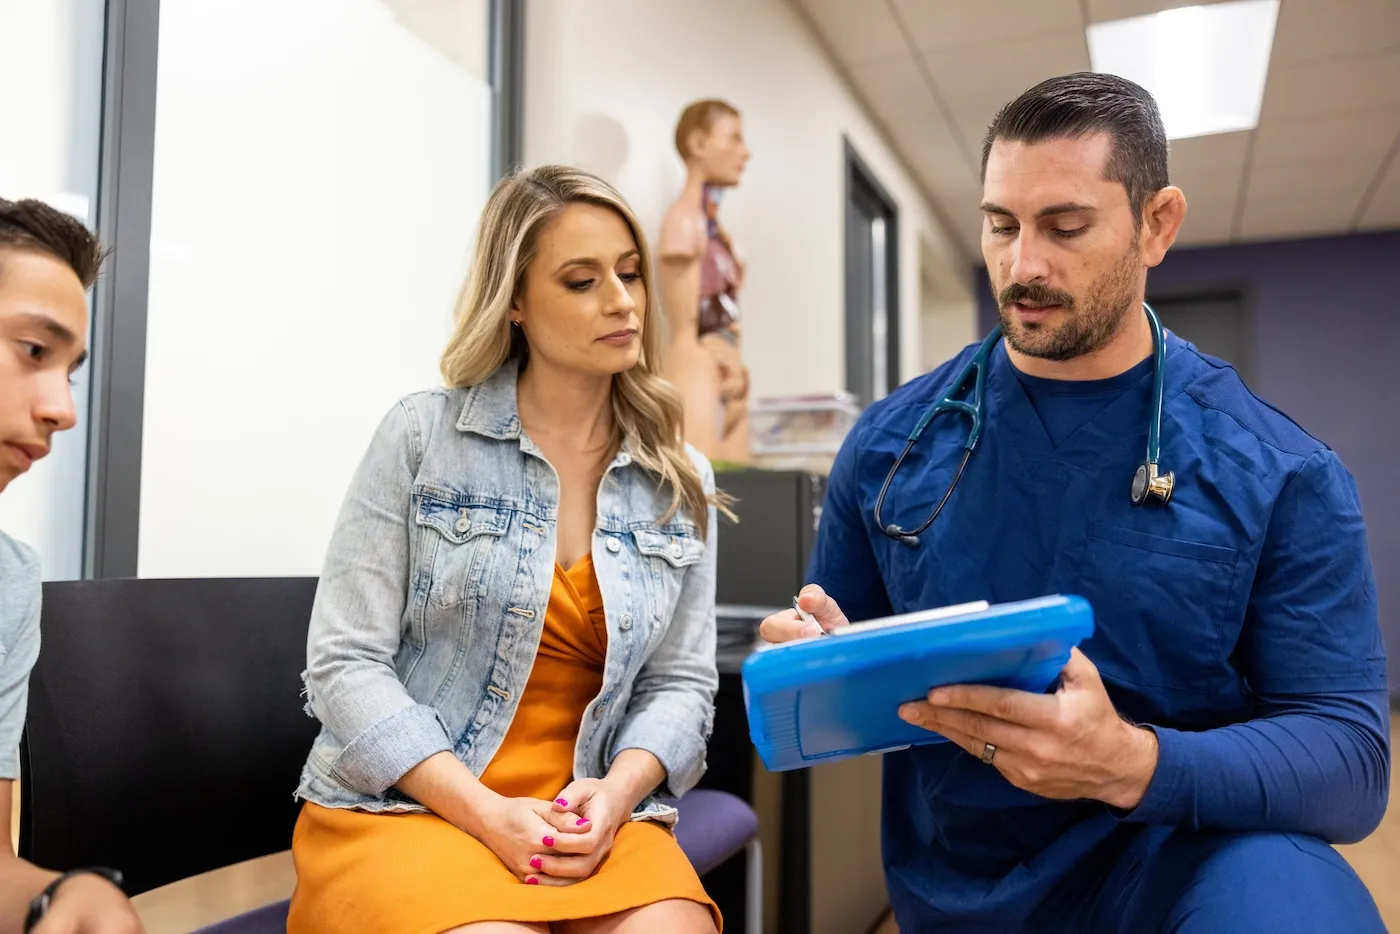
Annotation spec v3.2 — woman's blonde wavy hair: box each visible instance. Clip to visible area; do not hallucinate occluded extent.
[440,164,725,534]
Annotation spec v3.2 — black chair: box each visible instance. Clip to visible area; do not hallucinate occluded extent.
[21,576,763,932]
[20,577,321,898]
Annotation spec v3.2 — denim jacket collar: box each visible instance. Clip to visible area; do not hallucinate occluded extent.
[454,357,636,469]
[455,358,523,441]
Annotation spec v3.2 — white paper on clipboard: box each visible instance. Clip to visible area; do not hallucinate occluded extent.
[827,600,991,635]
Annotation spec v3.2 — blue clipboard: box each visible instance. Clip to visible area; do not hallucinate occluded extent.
[740,594,1094,772]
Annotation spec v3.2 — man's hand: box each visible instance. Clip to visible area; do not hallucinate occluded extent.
[897,648,1159,810]
[32,873,143,934]
[759,584,849,642]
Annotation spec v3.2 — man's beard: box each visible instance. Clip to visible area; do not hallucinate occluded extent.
[996,244,1141,362]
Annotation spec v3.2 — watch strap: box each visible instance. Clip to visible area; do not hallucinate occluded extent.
[23,867,124,933]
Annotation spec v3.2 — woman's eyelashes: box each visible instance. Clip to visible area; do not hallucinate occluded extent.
[563,270,642,292]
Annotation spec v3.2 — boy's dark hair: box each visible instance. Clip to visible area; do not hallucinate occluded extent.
[0,198,106,289]
[981,72,1170,222]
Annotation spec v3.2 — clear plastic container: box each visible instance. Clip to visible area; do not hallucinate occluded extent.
[748,393,863,475]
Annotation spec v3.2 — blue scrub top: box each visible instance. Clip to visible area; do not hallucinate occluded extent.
[808,330,1390,929]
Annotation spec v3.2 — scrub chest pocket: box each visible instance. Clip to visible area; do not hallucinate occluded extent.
[1076,521,1241,694]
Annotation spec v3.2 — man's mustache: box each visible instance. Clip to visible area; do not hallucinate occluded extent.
[999,283,1075,308]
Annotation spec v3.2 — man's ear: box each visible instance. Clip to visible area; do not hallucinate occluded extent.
[1141,186,1186,268]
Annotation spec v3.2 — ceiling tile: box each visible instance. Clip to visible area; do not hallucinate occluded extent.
[892,0,1084,53]
[926,30,1092,160]
[914,159,985,258]
[909,129,986,250]
[1176,181,1244,226]
[923,163,984,219]
[894,106,979,180]
[1260,50,1400,122]
[1168,132,1251,188]
[1085,0,1232,24]
[847,57,940,118]
[951,111,995,168]
[1244,161,1376,202]
[1251,109,1400,170]
[1173,202,1238,247]
[800,0,911,66]
[1357,152,1400,230]
[1238,164,1372,239]
[1268,0,1400,67]
[955,220,984,261]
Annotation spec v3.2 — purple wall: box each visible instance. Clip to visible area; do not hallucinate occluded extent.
[974,230,1400,697]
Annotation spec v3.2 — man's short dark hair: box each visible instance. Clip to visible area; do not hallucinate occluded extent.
[0,198,106,289]
[980,72,1170,222]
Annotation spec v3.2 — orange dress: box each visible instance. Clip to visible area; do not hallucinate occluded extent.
[287,556,721,933]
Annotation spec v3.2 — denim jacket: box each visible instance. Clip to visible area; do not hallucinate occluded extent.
[295,360,719,825]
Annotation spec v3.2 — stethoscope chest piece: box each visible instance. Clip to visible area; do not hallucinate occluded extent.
[1131,461,1175,506]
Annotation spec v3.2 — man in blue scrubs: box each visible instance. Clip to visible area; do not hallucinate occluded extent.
[761,74,1389,932]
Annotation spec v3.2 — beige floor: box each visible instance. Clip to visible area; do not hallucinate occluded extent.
[12,741,1400,934]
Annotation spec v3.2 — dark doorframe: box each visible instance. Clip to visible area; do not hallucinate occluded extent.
[844,139,901,406]
[85,0,159,578]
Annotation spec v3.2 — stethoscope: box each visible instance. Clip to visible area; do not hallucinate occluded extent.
[873,302,1175,545]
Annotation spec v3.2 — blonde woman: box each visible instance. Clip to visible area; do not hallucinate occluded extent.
[289,166,724,934]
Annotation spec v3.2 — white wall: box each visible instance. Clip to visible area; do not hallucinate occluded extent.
[523,0,974,403]
[921,237,978,372]
[137,0,492,578]
[0,0,104,580]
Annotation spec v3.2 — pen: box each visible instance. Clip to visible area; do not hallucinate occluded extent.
[793,595,825,637]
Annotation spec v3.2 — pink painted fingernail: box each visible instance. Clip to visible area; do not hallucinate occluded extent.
[555,798,569,807]
[577,818,590,826]
[542,835,555,848]
[526,876,539,885]
[530,856,543,869]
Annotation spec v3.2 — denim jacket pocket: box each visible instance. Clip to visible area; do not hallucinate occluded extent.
[633,527,705,622]
[415,490,510,609]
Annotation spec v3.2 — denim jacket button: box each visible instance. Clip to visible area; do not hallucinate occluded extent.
[606,537,622,554]
[592,704,605,720]
[619,613,633,631]
[669,542,683,559]
[455,516,472,534]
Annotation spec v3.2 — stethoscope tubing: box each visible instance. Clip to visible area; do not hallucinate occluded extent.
[874,302,1168,543]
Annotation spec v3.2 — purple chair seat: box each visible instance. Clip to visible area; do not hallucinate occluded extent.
[191,898,288,933]
[193,790,762,933]
[670,788,761,876]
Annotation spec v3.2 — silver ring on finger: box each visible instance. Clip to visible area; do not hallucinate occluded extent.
[981,742,997,765]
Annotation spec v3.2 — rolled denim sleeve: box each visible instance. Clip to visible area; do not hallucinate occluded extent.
[303,400,452,796]
[610,452,720,798]
[0,536,41,781]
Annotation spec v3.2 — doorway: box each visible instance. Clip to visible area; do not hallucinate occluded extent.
[844,140,900,406]
[1146,288,1253,384]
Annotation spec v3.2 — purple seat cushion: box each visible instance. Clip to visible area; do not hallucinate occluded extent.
[190,898,289,934]
[671,789,760,876]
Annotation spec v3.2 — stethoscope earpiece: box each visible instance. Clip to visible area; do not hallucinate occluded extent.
[885,525,920,547]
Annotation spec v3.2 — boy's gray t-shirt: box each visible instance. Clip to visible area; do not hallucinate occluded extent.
[0,532,40,780]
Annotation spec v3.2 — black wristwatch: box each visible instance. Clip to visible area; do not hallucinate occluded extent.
[23,867,124,933]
